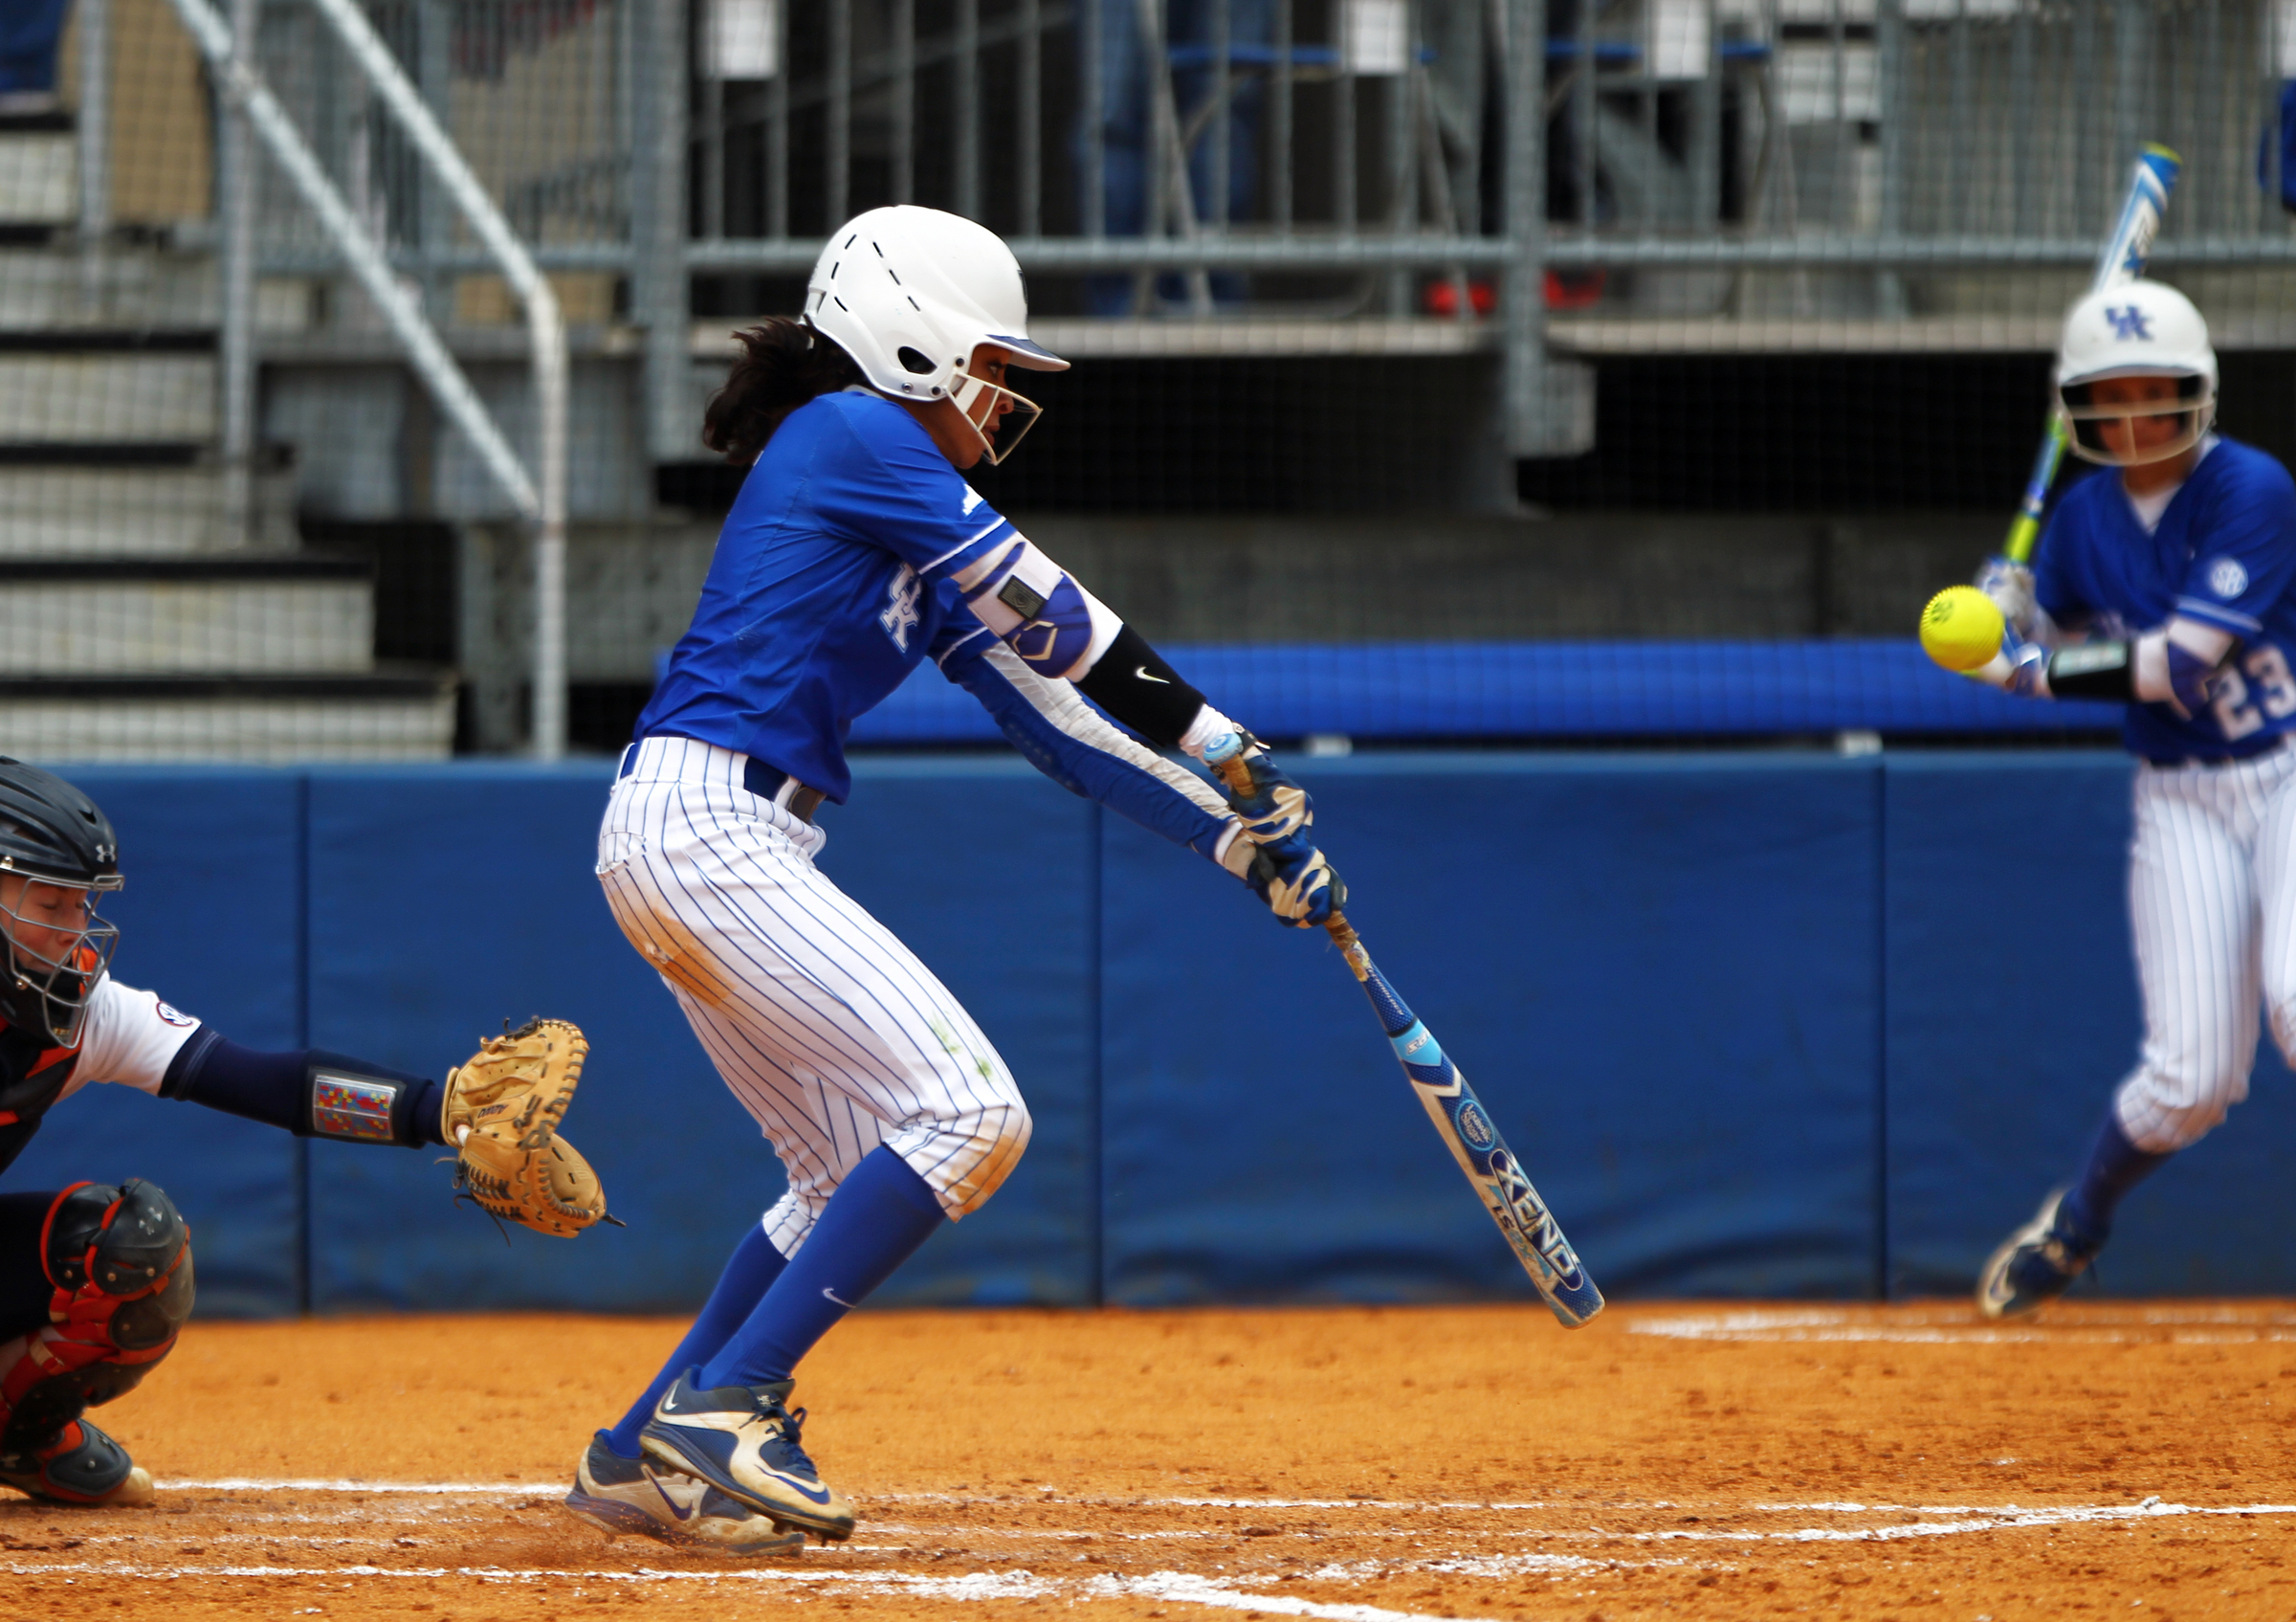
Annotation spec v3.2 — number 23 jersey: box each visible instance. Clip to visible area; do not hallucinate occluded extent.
[2036,435,2296,762]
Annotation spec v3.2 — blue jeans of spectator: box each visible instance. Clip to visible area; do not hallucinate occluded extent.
[2263,80,2296,213]
[1076,0,1271,314]
[0,0,70,95]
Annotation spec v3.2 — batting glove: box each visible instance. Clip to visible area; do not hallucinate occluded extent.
[1974,555,2038,637]
[1969,637,2051,699]
[1246,833,1346,928]
[1217,744,1314,845]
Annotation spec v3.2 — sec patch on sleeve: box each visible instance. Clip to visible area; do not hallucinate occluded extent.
[155,1001,196,1028]
[2208,556,2250,598]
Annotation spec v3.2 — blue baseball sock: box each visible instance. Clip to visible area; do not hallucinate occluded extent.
[602,1219,788,1460]
[2060,1112,2171,1249]
[695,1146,947,1391]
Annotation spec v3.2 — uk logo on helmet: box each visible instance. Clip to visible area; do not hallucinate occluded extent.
[2104,305,2153,341]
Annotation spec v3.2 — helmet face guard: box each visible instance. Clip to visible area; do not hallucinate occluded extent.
[0,868,121,1048]
[2058,372,2216,467]
[948,361,1044,466]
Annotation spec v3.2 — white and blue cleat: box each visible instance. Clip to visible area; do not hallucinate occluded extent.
[565,1433,807,1557]
[640,1371,856,1544]
[1976,1189,2102,1321]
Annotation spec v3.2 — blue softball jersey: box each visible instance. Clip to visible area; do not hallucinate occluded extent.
[636,390,1016,802]
[2036,436,2296,763]
[632,389,1236,866]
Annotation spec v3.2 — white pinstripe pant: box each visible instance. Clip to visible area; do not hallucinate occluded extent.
[595,736,1031,1255]
[2117,742,2296,1152]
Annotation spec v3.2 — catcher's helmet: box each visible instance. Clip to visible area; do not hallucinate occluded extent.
[0,759,122,1047]
[2056,280,2218,467]
[805,206,1068,464]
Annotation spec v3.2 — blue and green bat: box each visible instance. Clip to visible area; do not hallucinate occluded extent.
[2001,144,2182,564]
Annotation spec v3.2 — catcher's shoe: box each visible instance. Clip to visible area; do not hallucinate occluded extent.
[0,1419,154,1506]
[1977,1189,2102,1321]
[640,1372,855,1543]
[564,1433,806,1557]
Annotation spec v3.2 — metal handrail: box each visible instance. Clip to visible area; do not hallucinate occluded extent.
[160,0,570,760]
[302,0,570,761]
[246,229,2296,282]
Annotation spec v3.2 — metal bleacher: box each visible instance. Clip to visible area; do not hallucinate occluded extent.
[0,75,453,760]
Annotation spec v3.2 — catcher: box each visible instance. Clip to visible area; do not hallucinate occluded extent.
[0,759,608,1511]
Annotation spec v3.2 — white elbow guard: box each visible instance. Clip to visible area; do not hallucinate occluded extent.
[952,538,1121,680]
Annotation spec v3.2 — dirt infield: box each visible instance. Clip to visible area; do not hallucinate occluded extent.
[4,1300,2293,1620]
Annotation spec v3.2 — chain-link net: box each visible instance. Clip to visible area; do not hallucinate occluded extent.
[0,0,2285,757]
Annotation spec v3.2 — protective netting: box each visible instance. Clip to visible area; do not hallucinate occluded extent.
[0,1,2285,757]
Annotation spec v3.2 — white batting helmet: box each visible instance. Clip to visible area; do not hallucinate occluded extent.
[2055,280,2217,466]
[806,206,1068,464]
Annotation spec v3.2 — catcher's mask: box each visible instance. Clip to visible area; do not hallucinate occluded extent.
[0,759,123,1048]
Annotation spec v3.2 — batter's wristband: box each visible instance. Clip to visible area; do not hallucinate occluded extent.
[2046,639,2135,701]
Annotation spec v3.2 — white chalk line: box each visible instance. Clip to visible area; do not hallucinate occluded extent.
[6,1560,1518,1622]
[32,1498,2294,1567]
[165,1479,555,1494]
[24,1500,2296,1622]
[1631,1306,2296,1344]
[145,1479,2296,1521]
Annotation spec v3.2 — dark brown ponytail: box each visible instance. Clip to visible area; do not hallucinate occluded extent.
[701,318,867,465]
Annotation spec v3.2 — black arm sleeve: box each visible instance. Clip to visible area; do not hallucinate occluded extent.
[1073,623,1211,748]
[160,1031,445,1148]
[2045,639,2135,700]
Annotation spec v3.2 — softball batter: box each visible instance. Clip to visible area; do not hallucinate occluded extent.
[1972,279,2296,1318]
[568,205,1340,1552]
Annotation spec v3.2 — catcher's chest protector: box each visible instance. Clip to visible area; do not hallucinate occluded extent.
[0,1021,79,1178]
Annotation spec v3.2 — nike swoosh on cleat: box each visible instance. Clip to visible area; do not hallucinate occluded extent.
[821,1286,855,1308]
[1136,667,1171,683]
[762,1469,835,1506]
[648,1476,701,1522]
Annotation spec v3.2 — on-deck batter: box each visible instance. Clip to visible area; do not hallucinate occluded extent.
[566,206,1342,1552]
[1970,279,2296,1318]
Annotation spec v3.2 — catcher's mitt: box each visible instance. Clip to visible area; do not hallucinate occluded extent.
[442,1017,612,1238]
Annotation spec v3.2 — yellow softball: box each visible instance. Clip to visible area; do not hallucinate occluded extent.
[1919,585,2006,673]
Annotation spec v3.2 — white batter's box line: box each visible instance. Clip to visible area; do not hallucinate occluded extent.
[162,1479,545,1494]
[1574,1500,2296,1544]
[147,1480,2296,1524]
[1631,1306,2296,1343]
[165,1480,1559,1511]
[25,1507,2296,1622]
[1089,1572,1517,1622]
[0,1559,1495,1622]
[9,1562,1056,1593]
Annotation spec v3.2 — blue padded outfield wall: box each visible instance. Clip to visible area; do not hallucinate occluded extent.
[9,748,2295,1318]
